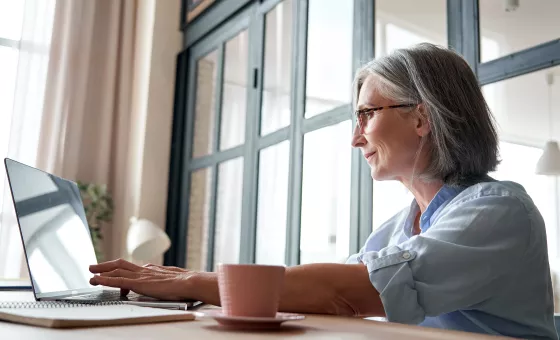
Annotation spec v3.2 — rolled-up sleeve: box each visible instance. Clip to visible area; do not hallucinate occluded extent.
[358,195,532,324]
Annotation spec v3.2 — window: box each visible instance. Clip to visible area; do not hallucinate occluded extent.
[186,168,212,271]
[213,157,244,266]
[375,0,446,58]
[254,1,294,264]
[192,50,218,158]
[220,31,248,151]
[305,0,353,118]
[256,141,290,265]
[0,0,25,215]
[479,0,560,62]
[298,0,355,263]
[0,0,56,279]
[260,0,292,136]
[176,0,357,268]
[483,66,560,262]
[171,0,560,272]
[300,121,352,264]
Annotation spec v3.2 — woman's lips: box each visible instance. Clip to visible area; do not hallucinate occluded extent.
[364,152,376,161]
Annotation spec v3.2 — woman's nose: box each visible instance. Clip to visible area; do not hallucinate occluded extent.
[351,125,365,148]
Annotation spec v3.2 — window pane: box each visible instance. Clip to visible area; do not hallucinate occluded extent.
[186,168,212,270]
[220,30,248,150]
[261,0,293,136]
[482,66,560,146]
[375,0,447,58]
[480,1,560,63]
[256,141,290,265]
[482,67,560,263]
[213,157,244,266]
[372,180,413,231]
[300,121,352,264]
[0,46,19,160]
[192,50,218,158]
[0,46,19,214]
[305,0,353,118]
[0,0,25,40]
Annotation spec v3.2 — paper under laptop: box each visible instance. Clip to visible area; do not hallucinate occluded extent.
[0,301,195,328]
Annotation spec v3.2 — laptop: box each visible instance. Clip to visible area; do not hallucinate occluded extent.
[3,158,200,309]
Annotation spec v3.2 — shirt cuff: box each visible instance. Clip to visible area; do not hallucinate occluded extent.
[346,253,361,264]
[359,246,425,324]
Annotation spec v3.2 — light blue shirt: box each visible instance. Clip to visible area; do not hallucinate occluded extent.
[347,179,558,339]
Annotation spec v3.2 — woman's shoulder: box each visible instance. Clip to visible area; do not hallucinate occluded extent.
[455,179,535,209]
[448,179,542,229]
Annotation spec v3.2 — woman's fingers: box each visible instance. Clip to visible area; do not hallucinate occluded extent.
[90,258,142,274]
[90,275,184,300]
[99,268,139,278]
[143,264,187,273]
[89,261,193,301]
[89,275,135,290]
[90,268,195,301]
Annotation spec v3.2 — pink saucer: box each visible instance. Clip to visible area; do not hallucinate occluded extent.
[203,310,305,330]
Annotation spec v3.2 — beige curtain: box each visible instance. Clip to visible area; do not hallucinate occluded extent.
[0,0,57,279]
[36,0,150,261]
[0,0,179,279]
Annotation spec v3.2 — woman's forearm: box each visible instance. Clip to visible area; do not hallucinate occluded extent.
[190,263,384,317]
[279,263,384,316]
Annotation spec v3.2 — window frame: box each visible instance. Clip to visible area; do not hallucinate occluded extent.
[165,0,560,268]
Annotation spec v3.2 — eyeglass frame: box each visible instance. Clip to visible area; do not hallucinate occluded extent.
[354,103,418,129]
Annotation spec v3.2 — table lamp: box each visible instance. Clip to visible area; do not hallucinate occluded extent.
[127,217,171,264]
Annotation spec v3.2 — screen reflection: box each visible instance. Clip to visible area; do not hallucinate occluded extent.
[5,159,97,295]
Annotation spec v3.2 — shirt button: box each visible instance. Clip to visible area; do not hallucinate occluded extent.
[402,252,411,259]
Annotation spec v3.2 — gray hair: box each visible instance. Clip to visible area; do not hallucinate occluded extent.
[353,43,499,187]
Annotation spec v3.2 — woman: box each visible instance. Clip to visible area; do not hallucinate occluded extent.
[90,43,557,339]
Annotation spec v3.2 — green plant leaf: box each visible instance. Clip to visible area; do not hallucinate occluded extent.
[78,181,114,262]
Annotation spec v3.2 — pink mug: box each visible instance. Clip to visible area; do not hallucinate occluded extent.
[217,264,285,317]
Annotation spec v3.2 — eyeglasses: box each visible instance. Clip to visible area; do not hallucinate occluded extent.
[355,103,417,129]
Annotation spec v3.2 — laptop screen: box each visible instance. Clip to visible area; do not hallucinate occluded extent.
[4,159,99,297]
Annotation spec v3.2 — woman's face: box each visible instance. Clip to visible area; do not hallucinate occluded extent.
[351,75,430,182]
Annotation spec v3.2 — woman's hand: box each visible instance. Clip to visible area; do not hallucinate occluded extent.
[89,259,197,301]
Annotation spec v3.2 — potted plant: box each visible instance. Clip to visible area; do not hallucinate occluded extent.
[77,181,114,262]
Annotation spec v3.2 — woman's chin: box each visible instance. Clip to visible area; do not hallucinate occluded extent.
[370,168,386,181]
[370,166,396,182]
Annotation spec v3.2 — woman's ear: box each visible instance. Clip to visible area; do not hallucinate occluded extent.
[415,103,430,137]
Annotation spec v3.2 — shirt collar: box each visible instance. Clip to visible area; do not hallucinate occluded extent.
[403,185,465,237]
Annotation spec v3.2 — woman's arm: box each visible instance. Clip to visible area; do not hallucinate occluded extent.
[192,263,384,316]
[89,260,384,317]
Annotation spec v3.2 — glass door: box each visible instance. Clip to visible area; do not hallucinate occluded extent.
[184,6,254,271]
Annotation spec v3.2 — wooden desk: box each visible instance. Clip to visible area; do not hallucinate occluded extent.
[0,292,513,339]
